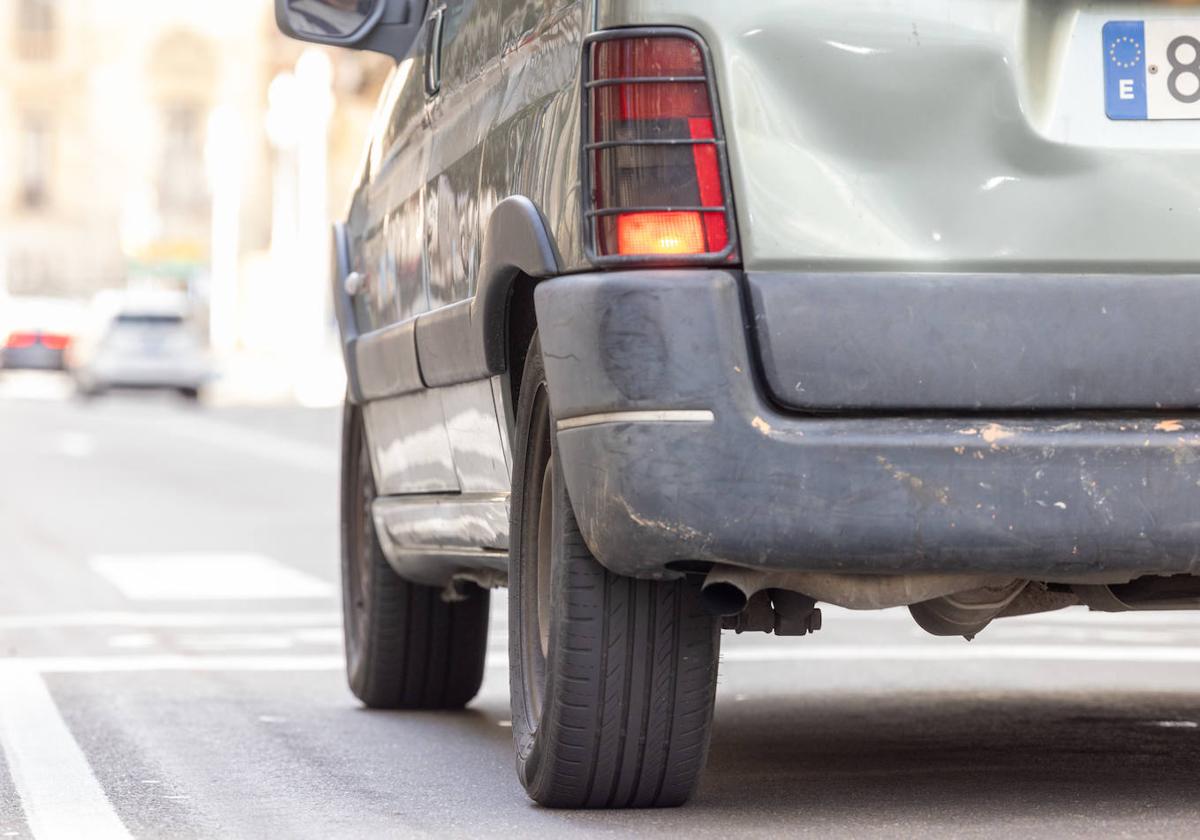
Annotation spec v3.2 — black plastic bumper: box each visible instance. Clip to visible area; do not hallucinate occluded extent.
[534,270,1200,582]
[748,271,1200,412]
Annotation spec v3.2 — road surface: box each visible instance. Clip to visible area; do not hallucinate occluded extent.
[2,373,1199,838]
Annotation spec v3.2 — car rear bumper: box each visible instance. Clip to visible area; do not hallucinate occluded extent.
[747,271,1200,412]
[534,270,1200,582]
[88,358,210,390]
[2,346,65,371]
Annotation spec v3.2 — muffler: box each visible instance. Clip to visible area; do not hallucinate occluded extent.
[1074,575,1200,611]
[699,566,1002,615]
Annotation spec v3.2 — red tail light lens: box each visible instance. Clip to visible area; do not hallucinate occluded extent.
[5,332,37,349]
[40,333,70,351]
[585,33,735,262]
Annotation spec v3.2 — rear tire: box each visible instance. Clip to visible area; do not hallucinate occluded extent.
[341,401,489,709]
[508,334,721,808]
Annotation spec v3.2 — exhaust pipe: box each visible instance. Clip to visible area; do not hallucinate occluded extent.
[699,566,1003,614]
[698,580,750,617]
[1074,575,1200,611]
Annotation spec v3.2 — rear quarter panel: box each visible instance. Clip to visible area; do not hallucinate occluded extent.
[482,0,588,274]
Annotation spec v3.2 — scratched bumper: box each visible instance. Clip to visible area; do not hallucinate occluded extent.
[535,270,1200,581]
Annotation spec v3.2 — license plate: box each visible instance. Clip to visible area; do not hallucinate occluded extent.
[1104,20,1200,120]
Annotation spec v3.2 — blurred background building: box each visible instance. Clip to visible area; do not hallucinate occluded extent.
[0,0,389,401]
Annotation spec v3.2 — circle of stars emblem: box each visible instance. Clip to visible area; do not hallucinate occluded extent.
[1109,35,1143,69]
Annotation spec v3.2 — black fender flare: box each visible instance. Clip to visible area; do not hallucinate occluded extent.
[475,195,562,373]
[414,195,562,387]
[337,196,562,402]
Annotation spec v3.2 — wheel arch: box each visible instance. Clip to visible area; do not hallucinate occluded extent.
[476,195,561,374]
[475,196,560,430]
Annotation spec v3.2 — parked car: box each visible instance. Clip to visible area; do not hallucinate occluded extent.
[69,291,211,400]
[0,297,83,371]
[278,0,1200,808]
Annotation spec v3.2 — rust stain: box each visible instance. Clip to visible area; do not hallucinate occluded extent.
[980,423,1014,445]
[876,456,951,506]
[1155,419,1184,432]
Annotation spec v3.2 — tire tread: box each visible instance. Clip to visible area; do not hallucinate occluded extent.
[509,335,720,809]
[342,403,488,711]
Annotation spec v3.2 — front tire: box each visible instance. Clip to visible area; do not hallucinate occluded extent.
[341,401,489,709]
[508,334,721,808]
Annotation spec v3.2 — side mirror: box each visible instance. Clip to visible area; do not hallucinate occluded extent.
[275,0,425,62]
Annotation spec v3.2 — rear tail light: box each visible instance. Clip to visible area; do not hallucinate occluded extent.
[583,30,737,264]
[5,332,37,349]
[40,333,70,351]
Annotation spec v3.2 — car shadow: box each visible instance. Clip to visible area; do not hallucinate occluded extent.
[692,691,1200,822]
[520,689,1200,833]
[353,686,1200,832]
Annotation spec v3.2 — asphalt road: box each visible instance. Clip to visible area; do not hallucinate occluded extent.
[2,372,1200,838]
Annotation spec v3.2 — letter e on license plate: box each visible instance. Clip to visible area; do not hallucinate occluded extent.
[1104,19,1200,120]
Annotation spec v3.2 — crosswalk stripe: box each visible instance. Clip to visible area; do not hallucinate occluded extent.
[0,611,340,629]
[23,655,345,673]
[89,554,334,601]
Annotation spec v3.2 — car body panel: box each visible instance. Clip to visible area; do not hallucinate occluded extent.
[341,0,586,580]
[0,297,84,371]
[363,375,510,496]
[324,0,1200,588]
[360,52,430,329]
[1,339,68,371]
[749,271,1200,412]
[598,0,1200,272]
[536,269,1200,581]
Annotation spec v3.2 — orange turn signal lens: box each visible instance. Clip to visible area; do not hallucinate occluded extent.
[616,211,706,256]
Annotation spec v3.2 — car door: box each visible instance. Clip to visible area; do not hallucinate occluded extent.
[415,0,513,499]
[354,7,465,497]
[425,0,503,308]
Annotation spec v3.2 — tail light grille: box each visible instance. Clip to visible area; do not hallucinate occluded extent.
[582,29,738,265]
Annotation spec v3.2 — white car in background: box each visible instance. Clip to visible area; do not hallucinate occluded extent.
[69,291,212,400]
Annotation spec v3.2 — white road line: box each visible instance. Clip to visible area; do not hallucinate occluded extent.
[0,611,340,630]
[9,644,1200,675]
[89,554,334,601]
[0,664,133,840]
[718,643,1200,664]
[472,642,1200,669]
[812,605,1200,626]
[22,655,344,673]
[165,416,336,473]
[54,431,95,459]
